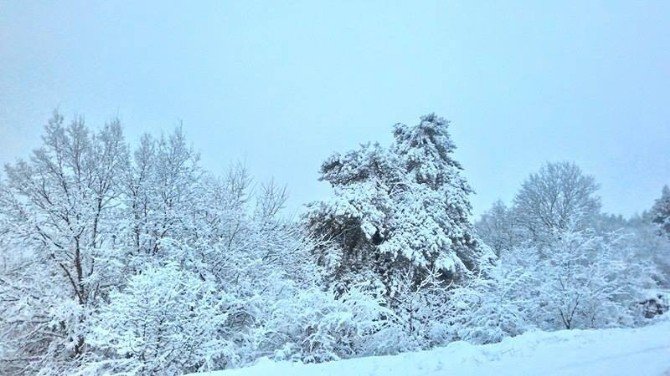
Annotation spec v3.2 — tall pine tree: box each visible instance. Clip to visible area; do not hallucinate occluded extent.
[306,114,492,301]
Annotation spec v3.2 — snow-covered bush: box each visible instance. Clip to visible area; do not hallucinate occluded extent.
[463,230,657,337]
[261,286,400,363]
[473,162,666,340]
[545,231,655,329]
[447,262,534,344]
[86,263,231,375]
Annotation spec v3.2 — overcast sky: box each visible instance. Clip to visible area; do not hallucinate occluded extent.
[1,1,668,217]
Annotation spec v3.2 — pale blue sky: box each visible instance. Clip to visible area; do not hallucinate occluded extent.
[1,1,668,217]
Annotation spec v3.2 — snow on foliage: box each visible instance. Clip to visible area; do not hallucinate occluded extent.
[86,263,231,375]
[306,114,493,301]
[0,113,667,376]
[473,162,667,337]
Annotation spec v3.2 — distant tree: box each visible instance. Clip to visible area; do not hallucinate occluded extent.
[306,114,493,301]
[475,200,521,256]
[513,162,601,246]
[616,213,670,288]
[651,185,670,238]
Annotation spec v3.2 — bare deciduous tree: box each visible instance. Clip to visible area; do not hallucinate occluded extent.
[0,112,128,373]
[513,162,601,245]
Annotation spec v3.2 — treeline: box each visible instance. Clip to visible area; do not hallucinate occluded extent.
[0,113,668,375]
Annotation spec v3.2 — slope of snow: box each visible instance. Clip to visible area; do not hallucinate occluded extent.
[194,319,670,376]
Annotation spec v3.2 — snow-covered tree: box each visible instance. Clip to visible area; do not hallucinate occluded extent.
[513,162,600,247]
[388,268,455,349]
[454,229,656,342]
[651,185,670,238]
[3,110,665,375]
[389,114,491,276]
[121,128,204,270]
[534,230,655,330]
[617,213,670,288]
[0,113,128,374]
[472,163,661,338]
[306,114,492,301]
[475,200,521,256]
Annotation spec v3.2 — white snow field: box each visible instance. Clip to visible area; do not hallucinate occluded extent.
[195,319,670,376]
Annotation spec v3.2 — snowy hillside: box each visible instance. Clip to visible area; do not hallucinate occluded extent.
[195,319,670,376]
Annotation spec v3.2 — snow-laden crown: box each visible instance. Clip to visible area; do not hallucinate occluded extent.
[307,114,490,299]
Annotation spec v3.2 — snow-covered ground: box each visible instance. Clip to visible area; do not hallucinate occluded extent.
[195,319,670,376]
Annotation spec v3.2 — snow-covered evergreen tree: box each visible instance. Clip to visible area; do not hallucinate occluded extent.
[651,185,670,238]
[306,114,492,301]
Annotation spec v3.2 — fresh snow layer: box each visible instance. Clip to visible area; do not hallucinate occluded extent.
[195,320,670,376]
